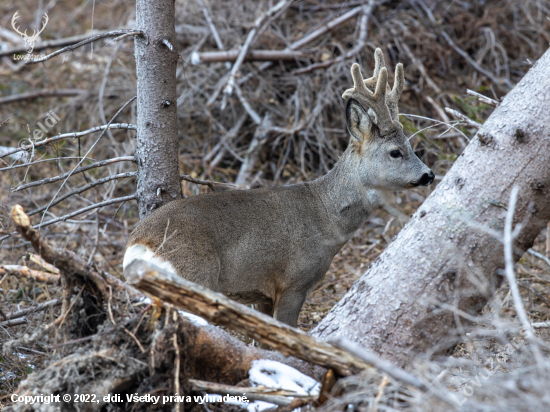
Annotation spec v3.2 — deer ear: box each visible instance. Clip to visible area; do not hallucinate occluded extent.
[346,99,374,143]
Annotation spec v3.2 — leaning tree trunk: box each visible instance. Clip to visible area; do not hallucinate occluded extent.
[312,49,550,366]
[134,0,182,219]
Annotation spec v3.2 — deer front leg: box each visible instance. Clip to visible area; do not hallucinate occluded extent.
[273,291,307,327]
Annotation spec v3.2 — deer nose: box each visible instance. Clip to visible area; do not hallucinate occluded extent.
[416,171,434,186]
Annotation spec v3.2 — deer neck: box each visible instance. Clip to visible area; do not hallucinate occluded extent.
[311,147,379,239]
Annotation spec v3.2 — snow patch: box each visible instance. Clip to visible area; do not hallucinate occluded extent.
[178,310,208,326]
[249,359,320,396]
[123,244,176,274]
[224,399,276,412]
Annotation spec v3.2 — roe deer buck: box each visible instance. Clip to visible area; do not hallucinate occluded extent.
[124,48,434,327]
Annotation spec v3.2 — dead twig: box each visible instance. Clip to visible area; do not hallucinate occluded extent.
[329,337,427,390]
[12,156,135,191]
[466,89,500,107]
[0,31,106,57]
[35,195,136,229]
[222,0,292,101]
[444,108,482,128]
[0,264,60,284]
[0,318,28,328]
[0,89,87,105]
[27,171,137,216]
[3,299,62,320]
[179,174,219,191]
[0,123,136,160]
[293,0,376,75]
[192,49,305,64]
[26,29,143,64]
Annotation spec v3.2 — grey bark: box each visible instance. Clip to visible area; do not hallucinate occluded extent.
[135,0,182,219]
[312,49,550,366]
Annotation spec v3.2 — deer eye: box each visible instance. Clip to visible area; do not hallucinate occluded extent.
[390,150,402,158]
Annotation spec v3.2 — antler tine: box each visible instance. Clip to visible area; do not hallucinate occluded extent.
[386,63,404,121]
[350,63,372,96]
[373,67,388,101]
[372,48,386,79]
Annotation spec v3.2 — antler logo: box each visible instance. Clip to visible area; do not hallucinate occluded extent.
[11,11,49,54]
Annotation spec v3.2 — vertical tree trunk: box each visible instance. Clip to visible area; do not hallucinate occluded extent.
[135,0,182,219]
[312,49,550,366]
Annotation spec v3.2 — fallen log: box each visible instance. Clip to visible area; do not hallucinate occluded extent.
[125,259,371,377]
[311,48,550,365]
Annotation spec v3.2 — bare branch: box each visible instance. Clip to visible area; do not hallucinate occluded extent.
[293,1,376,75]
[180,174,218,191]
[0,318,27,328]
[112,31,144,42]
[504,186,533,338]
[0,89,86,105]
[232,5,366,91]
[38,96,136,228]
[12,156,135,192]
[191,49,305,64]
[4,299,61,320]
[28,171,137,216]
[26,29,143,64]
[0,264,60,284]
[0,157,97,172]
[35,195,136,230]
[466,89,500,107]
[444,108,482,128]
[329,337,427,390]
[234,84,262,125]
[0,31,107,57]
[0,123,136,160]
[194,0,230,69]
[222,0,292,99]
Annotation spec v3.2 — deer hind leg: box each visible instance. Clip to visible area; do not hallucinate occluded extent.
[273,291,307,328]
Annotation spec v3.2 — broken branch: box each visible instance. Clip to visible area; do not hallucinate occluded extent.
[0,264,60,284]
[125,259,371,376]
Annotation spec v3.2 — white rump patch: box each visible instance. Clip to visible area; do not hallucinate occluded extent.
[123,244,176,275]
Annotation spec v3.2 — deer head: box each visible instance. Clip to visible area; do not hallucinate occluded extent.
[12,11,49,54]
[342,48,434,190]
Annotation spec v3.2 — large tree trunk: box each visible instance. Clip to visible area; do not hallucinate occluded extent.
[134,0,182,219]
[312,49,550,366]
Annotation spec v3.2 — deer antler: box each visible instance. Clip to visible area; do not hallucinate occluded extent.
[11,11,28,37]
[342,48,404,136]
